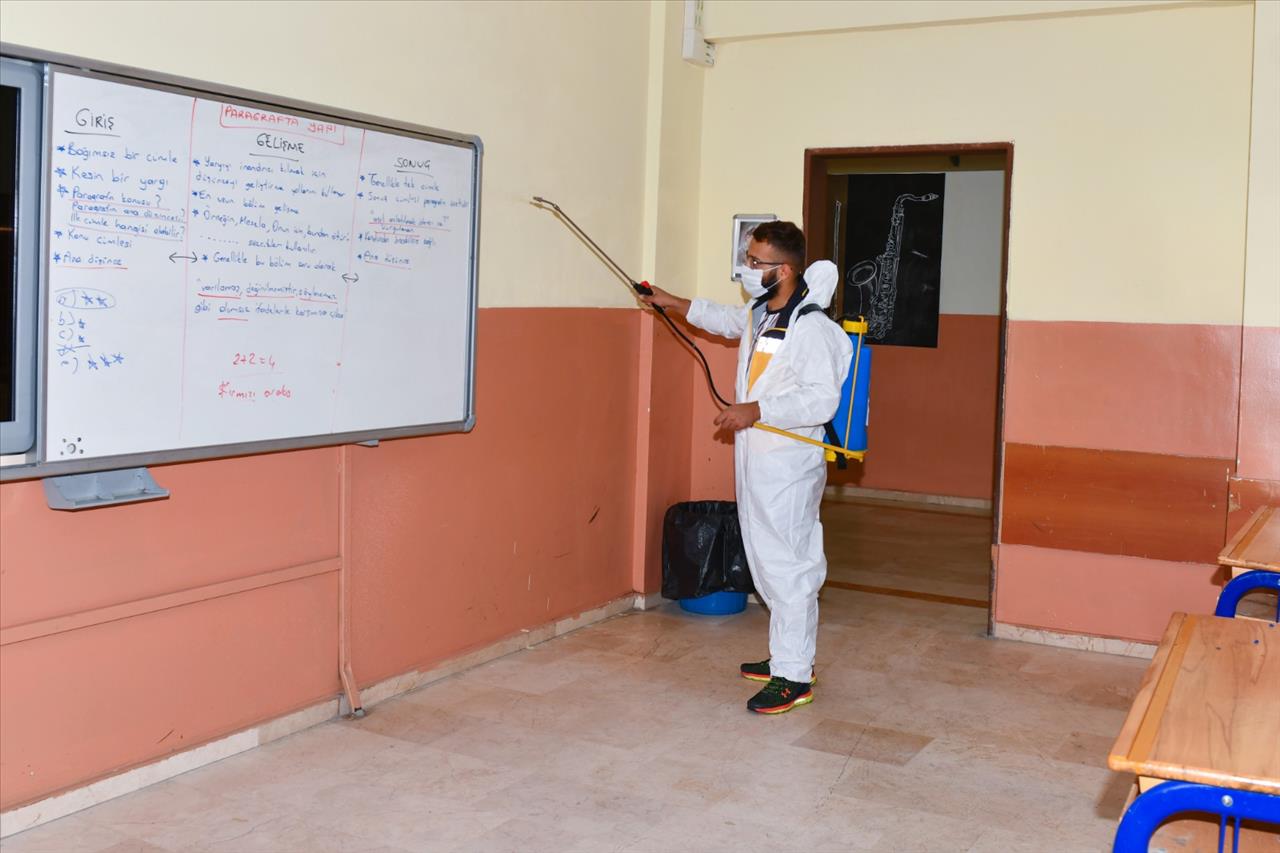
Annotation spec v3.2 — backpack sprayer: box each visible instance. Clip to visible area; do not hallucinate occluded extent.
[531,197,870,463]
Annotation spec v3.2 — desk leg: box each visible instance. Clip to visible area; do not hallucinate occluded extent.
[1213,569,1280,619]
[1113,781,1280,852]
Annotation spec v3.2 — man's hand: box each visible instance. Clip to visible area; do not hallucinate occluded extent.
[640,284,691,316]
[714,402,761,432]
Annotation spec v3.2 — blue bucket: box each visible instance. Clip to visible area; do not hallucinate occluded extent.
[679,590,748,615]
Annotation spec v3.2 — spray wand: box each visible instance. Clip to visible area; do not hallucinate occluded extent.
[532,196,732,408]
[532,196,864,461]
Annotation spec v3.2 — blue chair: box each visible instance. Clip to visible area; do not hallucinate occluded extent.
[1113,781,1280,853]
[1214,570,1280,620]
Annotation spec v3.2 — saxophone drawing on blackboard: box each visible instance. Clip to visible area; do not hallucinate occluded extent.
[847,192,939,339]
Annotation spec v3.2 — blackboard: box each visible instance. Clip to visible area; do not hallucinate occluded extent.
[843,173,944,348]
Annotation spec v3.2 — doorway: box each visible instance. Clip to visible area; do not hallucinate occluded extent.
[804,144,1014,633]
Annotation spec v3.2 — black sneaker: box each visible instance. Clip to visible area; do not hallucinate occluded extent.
[740,659,816,684]
[747,677,814,715]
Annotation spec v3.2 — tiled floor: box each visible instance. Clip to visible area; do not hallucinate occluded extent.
[5,502,1161,853]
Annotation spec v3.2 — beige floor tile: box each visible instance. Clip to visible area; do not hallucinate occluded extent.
[45,779,237,850]
[1053,730,1124,767]
[792,718,934,765]
[830,737,1118,841]
[295,786,508,852]
[360,745,534,805]
[0,814,143,853]
[34,786,401,853]
[468,771,677,846]
[178,732,446,813]
[179,810,410,853]
[965,825,1104,853]
[802,795,977,852]
[399,679,543,724]
[347,697,473,746]
[91,843,173,853]
[461,816,603,853]
[251,722,419,773]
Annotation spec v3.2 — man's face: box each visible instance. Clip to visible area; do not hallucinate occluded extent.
[746,239,790,288]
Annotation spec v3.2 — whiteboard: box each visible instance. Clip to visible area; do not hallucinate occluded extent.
[41,69,479,469]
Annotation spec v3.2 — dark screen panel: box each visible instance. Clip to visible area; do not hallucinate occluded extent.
[1,84,17,422]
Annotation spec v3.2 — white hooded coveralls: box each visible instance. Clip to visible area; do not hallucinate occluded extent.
[686,261,852,683]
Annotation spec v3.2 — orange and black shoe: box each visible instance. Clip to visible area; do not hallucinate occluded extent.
[740,659,816,684]
[747,676,814,715]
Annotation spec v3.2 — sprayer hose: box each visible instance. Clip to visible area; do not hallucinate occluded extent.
[650,307,733,409]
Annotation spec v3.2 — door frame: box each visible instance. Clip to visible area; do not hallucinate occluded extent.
[803,142,1014,634]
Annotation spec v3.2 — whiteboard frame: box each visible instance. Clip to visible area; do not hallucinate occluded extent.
[0,56,44,455]
[0,43,481,482]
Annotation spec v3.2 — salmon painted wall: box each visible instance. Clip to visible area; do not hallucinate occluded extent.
[1,451,343,807]
[345,309,640,686]
[830,315,1000,500]
[0,0,662,811]
[687,329,737,501]
[693,1,1260,642]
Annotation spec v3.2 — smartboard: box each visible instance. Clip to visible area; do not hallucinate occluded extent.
[40,68,479,470]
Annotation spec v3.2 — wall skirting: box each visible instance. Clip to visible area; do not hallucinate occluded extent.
[992,621,1156,659]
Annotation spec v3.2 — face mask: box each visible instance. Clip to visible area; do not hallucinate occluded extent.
[740,266,781,299]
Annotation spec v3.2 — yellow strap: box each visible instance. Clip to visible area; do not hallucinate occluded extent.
[751,422,866,461]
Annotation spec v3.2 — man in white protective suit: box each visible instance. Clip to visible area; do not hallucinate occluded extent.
[643,221,852,714]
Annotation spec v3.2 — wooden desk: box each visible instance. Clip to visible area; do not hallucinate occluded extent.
[1108,612,1280,851]
[1220,505,1280,578]
[1217,506,1280,622]
[1110,612,1279,792]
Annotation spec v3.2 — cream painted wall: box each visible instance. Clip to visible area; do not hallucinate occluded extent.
[0,0,651,309]
[642,1,707,290]
[702,0,1228,41]
[1244,0,1279,328]
[692,2,1255,325]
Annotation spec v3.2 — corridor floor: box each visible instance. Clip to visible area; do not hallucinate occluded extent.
[821,495,993,605]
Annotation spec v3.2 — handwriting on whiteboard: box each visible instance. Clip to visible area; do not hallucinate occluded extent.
[44,72,476,461]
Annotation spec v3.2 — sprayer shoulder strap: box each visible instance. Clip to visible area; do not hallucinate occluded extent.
[794,303,848,469]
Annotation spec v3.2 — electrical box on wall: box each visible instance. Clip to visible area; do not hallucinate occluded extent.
[682,0,716,67]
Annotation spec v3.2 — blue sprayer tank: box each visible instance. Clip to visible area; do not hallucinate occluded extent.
[827,318,872,460]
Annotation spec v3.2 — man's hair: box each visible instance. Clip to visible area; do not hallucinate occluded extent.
[750,220,806,269]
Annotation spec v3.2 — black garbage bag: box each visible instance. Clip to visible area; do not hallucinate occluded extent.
[661,501,755,600]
